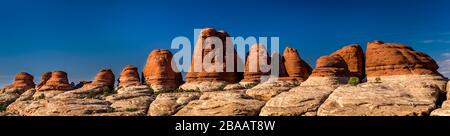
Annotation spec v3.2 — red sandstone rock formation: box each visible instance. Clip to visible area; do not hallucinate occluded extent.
[185,28,243,83]
[241,44,271,83]
[90,69,115,89]
[282,47,312,82]
[310,56,350,77]
[366,40,441,77]
[118,65,141,88]
[142,49,183,91]
[330,44,365,79]
[37,71,73,91]
[5,72,35,90]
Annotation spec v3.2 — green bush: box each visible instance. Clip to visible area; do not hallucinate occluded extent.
[0,103,7,111]
[86,91,96,99]
[125,108,138,112]
[347,77,360,86]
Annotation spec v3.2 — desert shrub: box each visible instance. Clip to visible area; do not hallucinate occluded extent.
[125,108,138,112]
[375,77,382,83]
[86,91,96,99]
[347,77,360,86]
[0,103,7,111]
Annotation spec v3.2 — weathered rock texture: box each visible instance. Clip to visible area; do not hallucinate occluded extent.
[260,85,336,116]
[175,91,265,116]
[37,71,73,91]
[316,41,447,116]
[366,40,441,77]
[118,65,141,88]
[181,28,243,91]
[4,72,35,91]
[431,81,450,116]
[148,92,201,116]
[143,49,183,92]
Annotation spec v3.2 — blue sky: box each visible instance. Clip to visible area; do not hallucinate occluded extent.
[1,0,450,86]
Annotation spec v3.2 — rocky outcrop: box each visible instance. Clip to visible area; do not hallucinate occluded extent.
[330,44,365,80]
[148,92,201,116]
[240,44,271,84]
[245,47,312,101]
[106,85,154,115]
[318,78,441,116]
[282,47,312,82]
[181,28,243,92]
[37,71,73,91]
[143,49,183,93]
[431,81,450,116]
[175,91,265,116]
[118,65,141,88]
[366,40,441,77]
[317,41,447,116]
[0,72,36,109]
[260,85,336,116]
[4,72,35,91]
[89,69,115,89]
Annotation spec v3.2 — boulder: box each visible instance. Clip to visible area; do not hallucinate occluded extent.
[260,85,336,116]
[182,28,243,92]
[4,72,35,91]
[175,91,265,116]
[143,49,183,93]
[240,44,271,84]
[148,92,201,116]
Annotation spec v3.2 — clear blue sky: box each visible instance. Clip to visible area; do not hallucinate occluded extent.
[1,0,450,86]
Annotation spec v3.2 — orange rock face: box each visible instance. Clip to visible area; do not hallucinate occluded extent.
[37,72,51,90]
[185,28,243,83]
[366,40,441,77]
[330,44,365,79]
[5,72,35,90]
[282,47,312,82]
[311,55,350,77]
[241,44,271,83]
[118,65,141,88]
[90,69,115,89]
[37,71,74,91]
[142,49,183,91]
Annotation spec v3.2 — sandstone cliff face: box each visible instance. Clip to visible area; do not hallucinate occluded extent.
[181,28,243,92]
[118,65,141,88]
[366,40,440,77]
[143,49,183,93]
